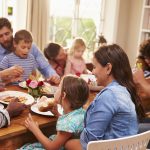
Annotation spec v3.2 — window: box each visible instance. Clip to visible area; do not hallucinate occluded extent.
[0,0,3,16]
[49,0,102,61]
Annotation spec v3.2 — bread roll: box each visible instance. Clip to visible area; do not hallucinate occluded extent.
[38,98,55,112]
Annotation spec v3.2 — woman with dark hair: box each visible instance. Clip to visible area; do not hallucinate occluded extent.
[65,44,145,150]
[44,43,67,77]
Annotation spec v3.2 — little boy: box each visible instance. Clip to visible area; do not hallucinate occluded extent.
[0,30,37,82]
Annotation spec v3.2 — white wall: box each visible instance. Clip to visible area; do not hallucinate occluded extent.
[102,0,120,44]
[103,0,143,67]
[116,0,143,67]
[14,0,27,32]
[125,0,143,67]
[115,0,130,49]
[0,0,27,33]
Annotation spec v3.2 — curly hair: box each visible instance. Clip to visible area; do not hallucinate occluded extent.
[139,39,150,58]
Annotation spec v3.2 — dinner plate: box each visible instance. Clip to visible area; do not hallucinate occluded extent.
[31,104,63,116]
[0,103,4,109]
[0,91,35,105]
[80,74,103,91]
[80,74,97,83]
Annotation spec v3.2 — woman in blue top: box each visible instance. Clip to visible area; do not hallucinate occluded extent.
[65,44,145,150]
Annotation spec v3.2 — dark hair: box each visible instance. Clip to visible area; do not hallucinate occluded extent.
[98,35,107,44]
[94,44,145,120]
[14,30,33,44]
[44,43,61,60]
[139,39,150,58]
[61,75,89,110]
[0,18,12,30]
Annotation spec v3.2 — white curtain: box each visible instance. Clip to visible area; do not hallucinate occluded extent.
[26,0,50,51]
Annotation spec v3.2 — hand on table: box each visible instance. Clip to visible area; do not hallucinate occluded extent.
[46,75,60,85]
[6,100,26,118]
[51,104,61,117]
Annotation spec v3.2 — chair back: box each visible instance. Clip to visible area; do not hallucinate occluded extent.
[87,131,150,150]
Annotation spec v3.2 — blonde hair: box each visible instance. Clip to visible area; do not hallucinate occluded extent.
[69,37,86,55]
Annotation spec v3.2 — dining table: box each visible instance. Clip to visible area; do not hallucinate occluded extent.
[0,84,97,150]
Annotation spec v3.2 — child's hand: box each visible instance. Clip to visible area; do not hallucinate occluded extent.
[51,104,61,117]
[25,113,39,132]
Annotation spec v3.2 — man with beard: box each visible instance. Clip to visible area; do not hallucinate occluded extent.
[0,17,60,84]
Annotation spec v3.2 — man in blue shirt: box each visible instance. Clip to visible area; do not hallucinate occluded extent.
[0,17,60,84]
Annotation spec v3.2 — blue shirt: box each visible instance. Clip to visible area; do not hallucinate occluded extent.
[0,53,37,81]
[80,81,138,150]
[0,43,58,78]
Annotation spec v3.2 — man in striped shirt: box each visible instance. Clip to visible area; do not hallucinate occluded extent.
[0,18,60,84]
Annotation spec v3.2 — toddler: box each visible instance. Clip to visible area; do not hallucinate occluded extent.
[64,37,88,76]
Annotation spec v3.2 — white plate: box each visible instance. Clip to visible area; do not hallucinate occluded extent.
[0,91,35,105]
[80,74,96,82]
[0,103,4,109]
[31,104,63,116]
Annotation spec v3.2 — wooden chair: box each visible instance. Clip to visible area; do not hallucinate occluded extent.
[87,131,150,150]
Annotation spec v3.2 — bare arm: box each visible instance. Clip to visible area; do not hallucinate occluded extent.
[64,59,72,75]
[65,139,82,150]
[133,68,150,97]
[25,114,72,150]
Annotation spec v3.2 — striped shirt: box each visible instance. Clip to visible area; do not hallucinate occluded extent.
[0,53,37,81]
[0,109,10,128]
[0,43,58,78]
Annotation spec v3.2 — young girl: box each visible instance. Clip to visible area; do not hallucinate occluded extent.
[64,38,88,76]
[19,75,89,150]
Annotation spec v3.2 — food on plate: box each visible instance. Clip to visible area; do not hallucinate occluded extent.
[38,97,55,112]
[0,96,27,103]
[41,82,52,94]
[88,79,97,86]
[80,74,97,86]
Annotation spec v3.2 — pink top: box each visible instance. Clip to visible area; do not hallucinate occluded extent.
[65,56,87,75]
